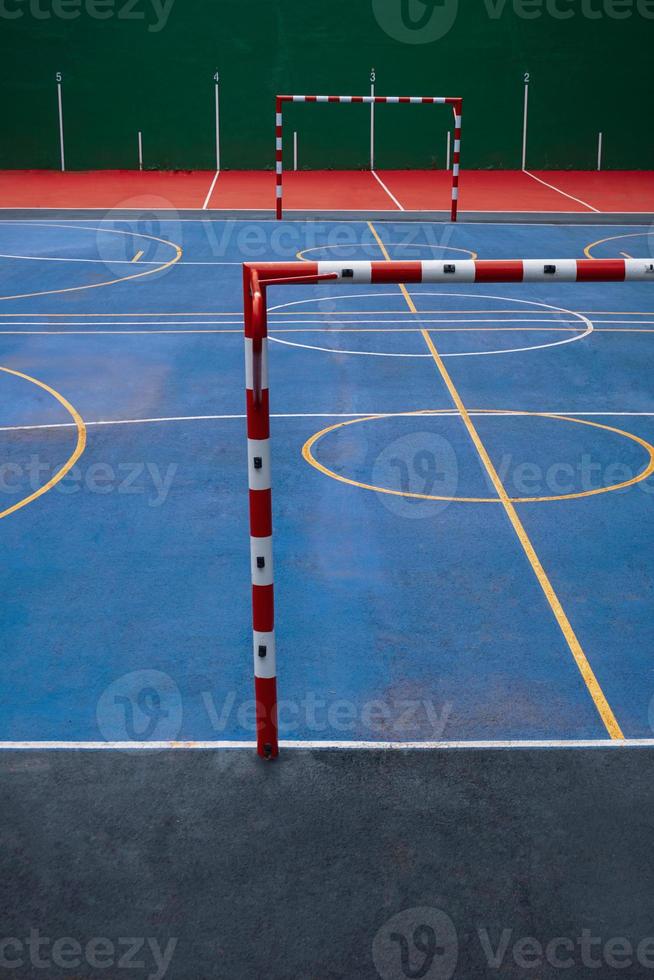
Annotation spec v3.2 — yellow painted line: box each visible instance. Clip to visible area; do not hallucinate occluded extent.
[302,409,654,503]
[367,220,624,740]
[584,231,650,259]
[367,222,417,312]
[132,250,144,263]
[0,224,182,302]
[0,366,86,519]
[620,252,633,260]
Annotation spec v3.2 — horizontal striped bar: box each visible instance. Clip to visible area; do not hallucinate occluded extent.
[246,259,654,286]
[280,95,460,105]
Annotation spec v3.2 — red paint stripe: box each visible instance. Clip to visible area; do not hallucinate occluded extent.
[256,262,320,281]
[371,262,422,283]
[475,260,524,282]
[255,676,278,758]
[246,388,270,439]
[249,489,272,537]
[253,583,274,632]
[576,259,626,282]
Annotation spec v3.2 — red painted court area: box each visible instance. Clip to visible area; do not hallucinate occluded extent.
[0,168,652,213]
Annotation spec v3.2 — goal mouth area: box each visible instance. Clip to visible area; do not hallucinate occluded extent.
[275,95,463,221]
[243,256,654,759]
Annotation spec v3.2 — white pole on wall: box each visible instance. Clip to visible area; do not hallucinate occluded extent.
[597,132,603,171]
[214,71,221,171]
[56,72,65,172]
[370,68,376,170]
[446,131,451,171]
[521,72,530,170]
[138,131,143,170]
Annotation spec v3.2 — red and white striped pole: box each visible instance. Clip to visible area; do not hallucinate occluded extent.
[243,256,654,758]
[451,99,462,222]
[275,97,283,221]
[243,266,278,758]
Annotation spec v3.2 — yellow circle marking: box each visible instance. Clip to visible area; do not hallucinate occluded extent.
[302,410,654,504]
[296,243,478,262]
[0,366,87,519]
[584,231,651,260]
[0,222,182,301]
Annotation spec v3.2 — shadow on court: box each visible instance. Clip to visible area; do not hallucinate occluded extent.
[1,748,654,979]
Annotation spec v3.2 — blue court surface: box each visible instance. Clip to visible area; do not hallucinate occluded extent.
[1,216,654,746]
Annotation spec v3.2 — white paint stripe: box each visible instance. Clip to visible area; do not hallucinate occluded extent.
[250,535,274,587]
[1,739,654,750]
[2,409,654,436]
[248,438,271,490]
[253,631,276,678]
[0,312,654,320]
[371,170,405,210]
[0,309,650,318]
[201,170,220,210]
[268,318,593,358]
[317,260,372,283]
[522,170,600,212]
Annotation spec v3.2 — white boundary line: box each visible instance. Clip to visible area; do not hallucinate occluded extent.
[1,739,654,750]
[522,170,600,212]
[371,170,405,210]
[2,409,654,435]
[202,171,220,210]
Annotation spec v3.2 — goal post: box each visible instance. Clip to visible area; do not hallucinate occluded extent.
[275,95,463,221]
[243,257,654,759]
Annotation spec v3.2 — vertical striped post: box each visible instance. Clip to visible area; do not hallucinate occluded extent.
[451,99,462,222]
[370,69,376,170]
[243,267,278,758]
[276,97,283,220]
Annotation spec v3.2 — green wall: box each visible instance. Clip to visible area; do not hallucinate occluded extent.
[0,0,652,170]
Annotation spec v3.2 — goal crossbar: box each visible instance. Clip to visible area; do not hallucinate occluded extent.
[275,95,463,220]
[243,257,654,759]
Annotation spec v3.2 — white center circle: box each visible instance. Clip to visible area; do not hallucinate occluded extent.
[268,291,593,358]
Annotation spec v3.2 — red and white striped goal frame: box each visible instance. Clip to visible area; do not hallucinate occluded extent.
[243,256,654,758]
[275,95,463,221]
